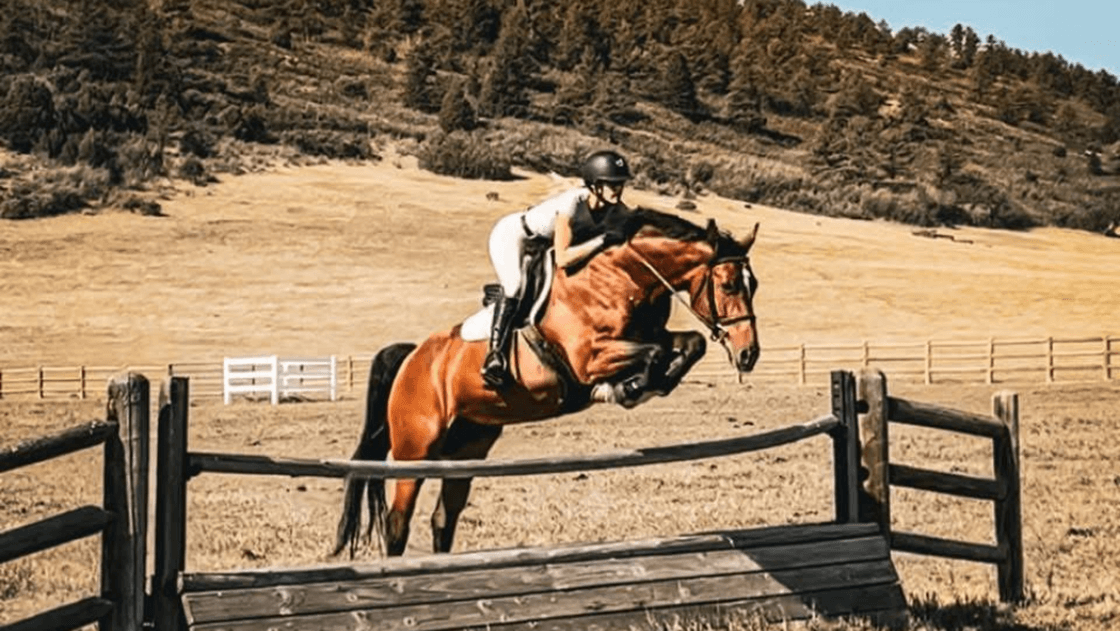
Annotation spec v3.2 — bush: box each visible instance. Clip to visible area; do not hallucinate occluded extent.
[283,130,374,159]
[417,131,512,180]
[0,184,85,219]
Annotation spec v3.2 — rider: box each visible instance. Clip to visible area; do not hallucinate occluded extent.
[480,149,633,390]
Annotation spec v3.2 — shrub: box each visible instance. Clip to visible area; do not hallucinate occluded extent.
[417,131,512,180]
[283,130,374,159]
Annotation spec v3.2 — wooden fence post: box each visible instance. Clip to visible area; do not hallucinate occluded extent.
[987,338,995,385]
[924,341,932,384]
[857,369,891,538]
[1046,337,1055,383]
[154,377,190,631]
[830,371,860,523]
[1104,336,1111,381]
[103,374,150,631]
[992,391,1023,602]
[798,344,806,386]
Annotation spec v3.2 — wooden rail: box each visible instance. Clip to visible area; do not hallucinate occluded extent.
[1,334,1116,401]
[188,414,841,479]
[855,368,1023,603]
[152,375,868,631]
[0,375,150,631]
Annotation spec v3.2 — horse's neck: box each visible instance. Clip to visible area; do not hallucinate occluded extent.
[544,239,709,333]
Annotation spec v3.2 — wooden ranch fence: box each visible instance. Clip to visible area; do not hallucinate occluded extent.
[0,368,1025,630]
[152,374,909,630]
[0,375,149,631]
[1,334,1115,401]
[854,368,1024,603]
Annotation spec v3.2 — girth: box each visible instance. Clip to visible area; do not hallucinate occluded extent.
[519,324,591,415]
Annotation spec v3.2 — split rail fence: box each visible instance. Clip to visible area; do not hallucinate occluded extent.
[0,368,1023,631]
[0,375,149,631]
[1,334,1116,401]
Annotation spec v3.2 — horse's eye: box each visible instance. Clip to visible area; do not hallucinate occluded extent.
[721,279,740,293]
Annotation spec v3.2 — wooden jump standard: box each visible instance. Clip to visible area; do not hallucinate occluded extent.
[154,373,908,631]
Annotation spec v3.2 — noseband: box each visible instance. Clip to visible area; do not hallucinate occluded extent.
[630,247,755,346]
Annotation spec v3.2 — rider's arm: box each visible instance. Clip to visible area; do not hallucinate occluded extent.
[554,215,606,272]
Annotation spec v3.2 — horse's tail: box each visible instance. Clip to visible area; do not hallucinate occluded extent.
[332,342,417,558]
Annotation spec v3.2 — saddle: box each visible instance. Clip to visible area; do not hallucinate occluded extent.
[479,236,553,330]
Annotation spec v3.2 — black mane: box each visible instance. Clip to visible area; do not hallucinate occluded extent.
[610,205,749,259]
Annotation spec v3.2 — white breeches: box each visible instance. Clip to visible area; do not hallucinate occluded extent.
[488,212,528,298]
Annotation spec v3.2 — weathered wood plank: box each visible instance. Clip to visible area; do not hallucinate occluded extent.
[182,522,883,591]
[888,463,1002,500]
[0,596,115,631]
[0,421,116,474]
[187,560,900,631]
[891,531,1005,563]
[184,536,891,623]
[453,584,908,631]
[0,505,113,564]
[187,415,840,480]
[887,397,1005,438]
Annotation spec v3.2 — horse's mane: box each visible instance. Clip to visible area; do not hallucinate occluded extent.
[609,205,749,259]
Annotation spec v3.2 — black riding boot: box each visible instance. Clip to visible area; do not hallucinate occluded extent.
[481,296,519,390]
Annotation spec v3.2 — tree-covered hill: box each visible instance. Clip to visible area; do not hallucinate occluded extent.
[2,0,1118,233]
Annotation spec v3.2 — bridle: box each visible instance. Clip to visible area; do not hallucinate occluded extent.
[629,244,756,351]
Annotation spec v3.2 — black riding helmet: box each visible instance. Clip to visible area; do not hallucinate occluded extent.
[581,150,631,187]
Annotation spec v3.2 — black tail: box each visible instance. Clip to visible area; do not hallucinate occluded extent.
[332,342,417,557]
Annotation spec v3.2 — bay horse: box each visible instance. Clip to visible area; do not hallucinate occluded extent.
[333,207,761,557]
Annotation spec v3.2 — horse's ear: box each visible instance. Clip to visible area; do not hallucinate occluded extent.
[739,222,760,251]
[705,218,720,245]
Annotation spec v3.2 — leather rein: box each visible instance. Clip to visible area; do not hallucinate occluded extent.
[627,242,756,348]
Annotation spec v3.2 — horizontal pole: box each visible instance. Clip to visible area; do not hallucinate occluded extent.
[890,531,1006,564]
[888,397,1006,439]
[889,464,1003,500]
[190,414,841,480]
[0,505,113,563]
[0,596,114,631]
[0,422,117,474]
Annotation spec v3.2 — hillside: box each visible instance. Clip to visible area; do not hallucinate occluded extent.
[2,0,1119,234]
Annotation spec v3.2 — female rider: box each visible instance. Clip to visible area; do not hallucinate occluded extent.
[480,150,633,390]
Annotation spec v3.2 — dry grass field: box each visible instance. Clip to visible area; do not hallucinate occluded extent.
[2,149,1120,629]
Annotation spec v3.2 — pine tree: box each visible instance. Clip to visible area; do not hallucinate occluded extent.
[402,38,439,113]
[478,6,534,119]
[657,50,701,119]
[438,79,476,133]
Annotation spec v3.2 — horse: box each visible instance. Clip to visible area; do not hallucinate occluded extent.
[333,206,761,558]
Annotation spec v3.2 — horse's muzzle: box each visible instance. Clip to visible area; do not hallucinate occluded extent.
[737,346,760,373]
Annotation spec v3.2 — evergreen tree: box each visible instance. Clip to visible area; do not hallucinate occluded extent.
[438,79,476,132]
[555,1,596,71]
[402,37,440,113]
[656,50,701,119]
[478,6,533,119]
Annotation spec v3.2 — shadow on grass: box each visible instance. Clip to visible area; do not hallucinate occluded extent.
[908,593,1071,631]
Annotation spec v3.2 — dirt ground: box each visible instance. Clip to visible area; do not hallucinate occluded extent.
[2,149,1120,629]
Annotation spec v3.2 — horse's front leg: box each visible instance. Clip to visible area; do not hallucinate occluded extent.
[586,340,667,409]
[653,330,707,395]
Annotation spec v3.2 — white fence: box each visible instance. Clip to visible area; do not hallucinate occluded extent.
[222,356,337,405]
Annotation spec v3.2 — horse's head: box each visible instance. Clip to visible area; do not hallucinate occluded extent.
[689,219,760,373]
[622,209,761,374]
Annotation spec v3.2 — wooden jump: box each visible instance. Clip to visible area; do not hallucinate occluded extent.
[154,372,908,630]
[179,522,905,631]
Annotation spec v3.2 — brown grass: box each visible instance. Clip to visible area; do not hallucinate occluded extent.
[2,150,1120,629]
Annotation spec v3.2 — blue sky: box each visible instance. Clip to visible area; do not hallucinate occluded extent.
[829,1,1119,75]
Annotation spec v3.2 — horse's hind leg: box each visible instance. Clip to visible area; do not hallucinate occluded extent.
[431,418,503,553]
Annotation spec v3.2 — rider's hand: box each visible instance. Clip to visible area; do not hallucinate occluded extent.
[602,228,627,246]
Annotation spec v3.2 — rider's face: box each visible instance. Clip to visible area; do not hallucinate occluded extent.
[593,182,624,207]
